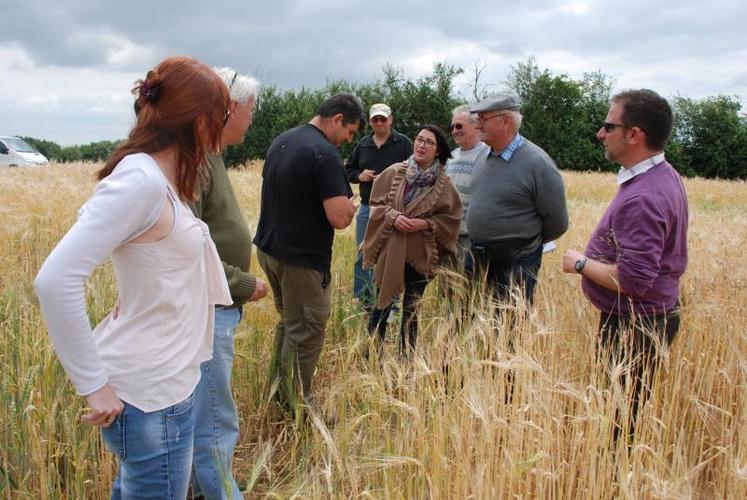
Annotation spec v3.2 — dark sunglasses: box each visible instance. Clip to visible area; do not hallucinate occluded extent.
[602,122,631,132]
[450,123,463,131]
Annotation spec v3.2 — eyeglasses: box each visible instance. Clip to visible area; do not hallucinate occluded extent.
[450,123,463,131]
[602,122,631,132]
[222,72,238,127]
[415,136,437,147]
[476,113,507,123]
[228,71,238,93]
[370,116,388,123]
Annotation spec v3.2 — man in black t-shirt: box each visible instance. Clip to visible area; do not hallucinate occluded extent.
[255,93,364,410]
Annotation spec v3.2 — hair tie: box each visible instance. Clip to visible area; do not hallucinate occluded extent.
[139,81,161,102]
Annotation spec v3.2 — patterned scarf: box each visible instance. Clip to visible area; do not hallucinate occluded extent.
[404,156,442,205]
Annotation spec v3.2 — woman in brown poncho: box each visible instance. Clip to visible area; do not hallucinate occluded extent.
[362,125,462,354]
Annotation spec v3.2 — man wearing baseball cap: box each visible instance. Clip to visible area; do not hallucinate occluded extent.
[345,103,412,311]
[467,93,569,307]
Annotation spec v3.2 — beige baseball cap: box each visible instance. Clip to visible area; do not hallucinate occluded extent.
[369,103,392,119]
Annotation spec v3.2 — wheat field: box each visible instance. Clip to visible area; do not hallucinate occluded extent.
[1,162,745,499]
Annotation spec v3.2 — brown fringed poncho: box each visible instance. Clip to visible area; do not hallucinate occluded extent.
[362,161,463,309]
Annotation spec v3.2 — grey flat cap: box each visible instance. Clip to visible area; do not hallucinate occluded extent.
[470,93,520,113]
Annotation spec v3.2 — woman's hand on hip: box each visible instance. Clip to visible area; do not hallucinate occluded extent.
[81,384,124,428]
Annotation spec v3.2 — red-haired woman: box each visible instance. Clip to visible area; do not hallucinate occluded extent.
[35,56,232,498]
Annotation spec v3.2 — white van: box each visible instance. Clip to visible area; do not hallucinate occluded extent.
[0,136,49,167]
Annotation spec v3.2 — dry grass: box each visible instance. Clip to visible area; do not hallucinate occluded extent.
[1,162,745,498]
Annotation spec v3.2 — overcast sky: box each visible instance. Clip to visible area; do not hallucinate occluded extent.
[1,0,745,146]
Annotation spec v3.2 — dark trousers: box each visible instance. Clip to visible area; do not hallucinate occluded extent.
[454,235,474,277]
[598,307,681,439]
[369,264,429,354]
[471,242,543,306]
[442,235,474,330]
[257,249,331,410]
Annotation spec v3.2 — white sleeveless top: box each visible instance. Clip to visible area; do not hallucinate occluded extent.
[35,153,231,412]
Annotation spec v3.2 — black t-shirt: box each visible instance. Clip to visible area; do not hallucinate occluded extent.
[254,124,353,271]
[344,129,412,205]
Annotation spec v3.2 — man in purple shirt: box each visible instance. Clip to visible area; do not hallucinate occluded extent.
[562,89,688,437]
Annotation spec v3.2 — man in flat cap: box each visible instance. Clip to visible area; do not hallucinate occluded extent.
[345,103,412,311]
[467,93,569,307]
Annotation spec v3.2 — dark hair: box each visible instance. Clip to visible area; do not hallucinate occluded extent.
[98,56,230,201]
[419,124,452,164]
[613,89,673,150]
[317,93,366,128]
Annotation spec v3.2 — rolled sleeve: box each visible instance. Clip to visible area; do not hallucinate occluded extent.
[613,194,667,297]
[223,263,257,305]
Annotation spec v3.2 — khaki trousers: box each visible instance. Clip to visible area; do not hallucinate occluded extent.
[257,249,331,407]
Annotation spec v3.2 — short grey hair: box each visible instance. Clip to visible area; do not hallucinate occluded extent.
[507,110,523,129]
[452,104,478,124]
[214,67,260,105]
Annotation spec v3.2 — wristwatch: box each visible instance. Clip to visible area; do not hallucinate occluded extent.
[574,257,587,274]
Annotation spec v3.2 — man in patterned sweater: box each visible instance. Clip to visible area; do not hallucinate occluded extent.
[445,104,489,275]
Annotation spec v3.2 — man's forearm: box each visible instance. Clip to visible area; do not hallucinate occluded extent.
[581,259,623,293]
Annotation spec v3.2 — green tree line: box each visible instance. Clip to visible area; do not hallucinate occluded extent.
[20,138,123,164]
[23,58,747,179]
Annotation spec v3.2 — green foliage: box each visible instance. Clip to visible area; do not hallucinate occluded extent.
[380,62,464,140]
[20,137,63,161]
[505,58,747,179]
[22,58,747,179]
[224,62,465,167]
[669,95,747,179]
[504,58,614,172]
[78,140,121,162]
[224,86,329,167]
[21,137,120,164]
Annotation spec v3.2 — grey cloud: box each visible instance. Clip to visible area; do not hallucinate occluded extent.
[732,71,747,89]
[1,0,744,144]
[2,102,134,146]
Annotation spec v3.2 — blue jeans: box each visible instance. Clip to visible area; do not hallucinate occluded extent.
[101,393,195,499]
[354,204,375,308]
[191,306,243,499]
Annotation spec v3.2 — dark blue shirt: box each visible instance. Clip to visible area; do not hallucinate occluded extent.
[345,129,412,204]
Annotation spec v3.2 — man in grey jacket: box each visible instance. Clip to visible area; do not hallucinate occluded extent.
[467,94,569,305]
